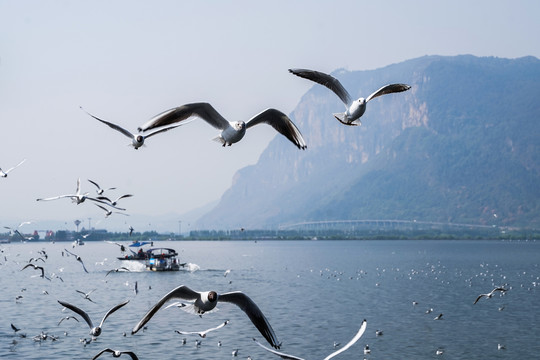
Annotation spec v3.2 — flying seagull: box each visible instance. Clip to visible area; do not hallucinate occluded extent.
[253,319,367,360]
[0,159,26,178]
[91,348,139,360]
[81,106,183,149]
[288,68,410,126]
[137,102,307,150]
[57,316,80,326]
[474,287,507,304]
[175,320,230,338]
[58,299,129,337]
[64,248,89,273]
[76,289,97,303]
[94,204,129,218]
[88,179,116,195]
[131,284,281,349]
[97,194,133,207]
[21,263,49,280]
[36,178,117,207]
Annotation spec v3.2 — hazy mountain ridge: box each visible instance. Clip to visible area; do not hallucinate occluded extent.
[196,55,540,229]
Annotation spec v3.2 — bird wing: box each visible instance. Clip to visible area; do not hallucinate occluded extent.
[246,109,307,150]
[201,320,229,335]
[219,291,280,349]
[473,294,486,304]
[288,68,352,106]
[36,194,75,201]
[143,123,184,139]
[323,319,367,360]
[131,285,200,334]
[5,159,26,174]
[81,107,134,139]
[91,348,114,360]
[115,194,134,202]
[87,179,101,191]
[122,351,139,360]
[99,300,130,328]
[365,83,411,102]
[58,300,93,329]
[252,338,304,360]
[138,103,228,132]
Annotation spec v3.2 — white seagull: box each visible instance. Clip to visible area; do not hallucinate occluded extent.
[92,348,139,360]
[0,159,26,178]
[97,194,133,207]
[137,102,307,150]
[95,204,129,218]
[88,179,116,195]
[473,287,508,304]
[288,68,410,126]
[175,320,229,338]
[58,299,129,337]
[131,284,281,349]
[253,319,367,360]
[36,178,118,207]
[81,106,183,149]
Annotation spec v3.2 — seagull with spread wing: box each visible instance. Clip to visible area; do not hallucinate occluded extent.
[137,103,307,150]
[289,68,410,126]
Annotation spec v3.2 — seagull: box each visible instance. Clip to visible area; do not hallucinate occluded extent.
[58,316,80,326]
[137,102,307,150]
[97,194,133,207]
[81,106,183,149]
[88,179,116,195]
[175,320,229,338]
[363,344,371,354]
[105,241,127,252]
[288,68,411,126]
[434,313,443,320]
[58,299,129,337]
[253,320,366,360]
[0,159,26,178]
[95,204,129,218]
[474,287,508,304]
[129,226,134,236]
[76,289,97,303]
[105,267,131,276]
[11,323,21,333]
[5,227,27,241]
[21,263,49,280]
[64,249,89,273]
[131,284,281,349]
[92,348,139,360]
[37,178,116,207]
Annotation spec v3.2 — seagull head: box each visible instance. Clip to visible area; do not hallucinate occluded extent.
[133,135,145,149]
[91,327,101,337]
[207,291,218,302]
[234,121,246,131]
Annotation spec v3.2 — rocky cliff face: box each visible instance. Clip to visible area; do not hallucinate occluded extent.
[196,55,540,229]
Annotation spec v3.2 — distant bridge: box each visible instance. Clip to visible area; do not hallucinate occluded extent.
[278,219,496,231]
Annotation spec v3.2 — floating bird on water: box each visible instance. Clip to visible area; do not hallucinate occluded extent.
[288,68,410,126]
[175,320,229,338]
[253,320,366,360]
[1,159,26,178]
[92,348,139,359]
[58,299,129,337]
[474,287,508,304]
[81,106,183,149]
[137,102,307,150]
[434,313,443,320]
[131,284,281,349]
[88,179,116,196]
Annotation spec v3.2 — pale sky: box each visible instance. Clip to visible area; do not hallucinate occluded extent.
[1,0,539,233]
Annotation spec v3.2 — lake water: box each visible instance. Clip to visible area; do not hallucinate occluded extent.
[0,239,538,359]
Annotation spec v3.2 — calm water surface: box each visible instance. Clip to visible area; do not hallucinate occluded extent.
[0,239,538,359]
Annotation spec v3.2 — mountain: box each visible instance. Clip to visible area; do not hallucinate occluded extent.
[195,55,540,230]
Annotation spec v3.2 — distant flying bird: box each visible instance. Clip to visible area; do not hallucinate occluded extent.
[92,348,139,360]
[0,159,26,178]
[11,323,21,333]
[105,267,131,276]
[474,287,508,304]
[131,284,281,349]
[81,106,183,149]
[105,241,127,252]
[36,178,116,207]
[88,179,116,195]
[76,289,97,303]
[57,316,80,326]
[97,194,133,207]
[94,204,129,218]
[4,226,27,241]
[21,263,49,280]
[253,319,367,360]
[64,248,89,273]
[129,226,134,236]
[137,102,307,150]
[288,68,410,126]
[175,320,230,338]
[58,299,129,337]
